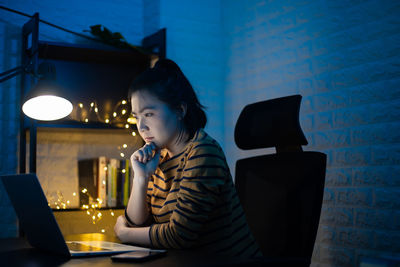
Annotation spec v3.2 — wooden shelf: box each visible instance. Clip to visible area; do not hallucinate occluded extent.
[52,207,125,212]
[34,120,138,130]
[38,41,150,66]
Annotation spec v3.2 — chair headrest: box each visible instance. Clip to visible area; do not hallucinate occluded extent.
[234,95,308,150]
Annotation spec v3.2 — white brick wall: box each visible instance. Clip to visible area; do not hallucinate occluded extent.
[0,12,22,237]
[1,1,399,266]
[0,0,144,45]
[159,0,225,147]
[222,0,400,266]
[143,0,160,37]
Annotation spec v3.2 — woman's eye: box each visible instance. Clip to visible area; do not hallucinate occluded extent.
[145,113,153,117]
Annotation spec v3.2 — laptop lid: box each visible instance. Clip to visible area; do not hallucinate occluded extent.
[1,174,71,257]
[1,174,157,257]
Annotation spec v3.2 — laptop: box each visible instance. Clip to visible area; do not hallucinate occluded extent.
[0,173,155,257]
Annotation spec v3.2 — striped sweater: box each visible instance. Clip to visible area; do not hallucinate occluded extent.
[145,129,261,258]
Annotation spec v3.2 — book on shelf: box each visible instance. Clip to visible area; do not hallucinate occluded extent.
[78,157,132,209]
[78,158,99,206]
[108,158,119,207]
[122,159,130,206]
[98,156,107,206]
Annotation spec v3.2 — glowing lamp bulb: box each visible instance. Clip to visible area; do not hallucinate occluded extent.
[22,95,73,121]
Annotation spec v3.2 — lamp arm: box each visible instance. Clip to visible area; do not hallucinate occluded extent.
[0,66,25,83]
[0,63,38,83]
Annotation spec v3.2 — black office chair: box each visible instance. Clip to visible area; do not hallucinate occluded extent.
[234,95,326,266]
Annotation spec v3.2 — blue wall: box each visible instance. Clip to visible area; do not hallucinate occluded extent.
[222,0,400,266]
[159,0,225,146]
[1,0,400,266]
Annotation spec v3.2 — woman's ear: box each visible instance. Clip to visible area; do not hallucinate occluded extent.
[179,103,187,120]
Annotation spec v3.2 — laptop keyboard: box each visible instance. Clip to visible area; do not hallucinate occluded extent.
[66,242,110,252]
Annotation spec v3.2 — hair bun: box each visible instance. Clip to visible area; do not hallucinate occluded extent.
[154,59,181,73]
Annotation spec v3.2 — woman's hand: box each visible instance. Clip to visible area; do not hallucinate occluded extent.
[130,142,160,182]
[114,215,130,243]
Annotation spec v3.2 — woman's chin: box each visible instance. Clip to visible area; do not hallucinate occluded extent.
[152,141,162,149]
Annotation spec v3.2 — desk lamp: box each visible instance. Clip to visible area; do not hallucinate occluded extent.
[21,62,73,121]
[0,7,73,121]
[1,60,73,121]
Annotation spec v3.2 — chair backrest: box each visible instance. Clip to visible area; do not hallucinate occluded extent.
[234,95,326,262]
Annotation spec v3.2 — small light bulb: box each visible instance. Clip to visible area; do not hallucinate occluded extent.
[113,112,117,117]
[94,107,98,113]
[90,102,94,107]
[78,103,83,108]
[122,169,126,173]
[132,131,136,136]
[123,144,127,148]
[122,109,126,115]
[101,229,105,233]
[120,152,125,157]
[73,192,76,196]
[84,118,88,123]
[125,124,129,129]
[105,119,109,123]
[122,100,127,105]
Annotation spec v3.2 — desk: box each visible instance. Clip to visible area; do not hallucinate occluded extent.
[0,233,268,267]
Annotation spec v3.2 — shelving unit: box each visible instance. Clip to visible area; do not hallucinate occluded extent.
[19,15,166,218]
[20,14,166,174]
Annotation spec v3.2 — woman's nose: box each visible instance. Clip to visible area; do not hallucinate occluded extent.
[138,119,148,132]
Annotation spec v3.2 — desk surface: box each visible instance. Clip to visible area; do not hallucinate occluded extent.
[0,233,267,267]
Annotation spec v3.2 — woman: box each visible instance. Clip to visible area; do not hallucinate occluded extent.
[114,59,261,258]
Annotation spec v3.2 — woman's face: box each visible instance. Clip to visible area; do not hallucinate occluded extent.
[131,91,181,150]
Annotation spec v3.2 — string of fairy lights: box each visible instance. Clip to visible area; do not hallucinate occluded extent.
[77,99,137,134]
[46,99,141,233]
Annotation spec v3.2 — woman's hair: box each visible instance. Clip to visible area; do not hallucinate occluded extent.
[128,59,207,140]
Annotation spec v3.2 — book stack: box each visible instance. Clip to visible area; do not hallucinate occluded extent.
[78,157,132,208]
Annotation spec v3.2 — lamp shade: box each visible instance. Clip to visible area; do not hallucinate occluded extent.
[22,62,73,121]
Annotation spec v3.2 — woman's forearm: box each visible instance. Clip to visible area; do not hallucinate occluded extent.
[126,176,150,225]
[124,226,151,247]
[115,215,151,246]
